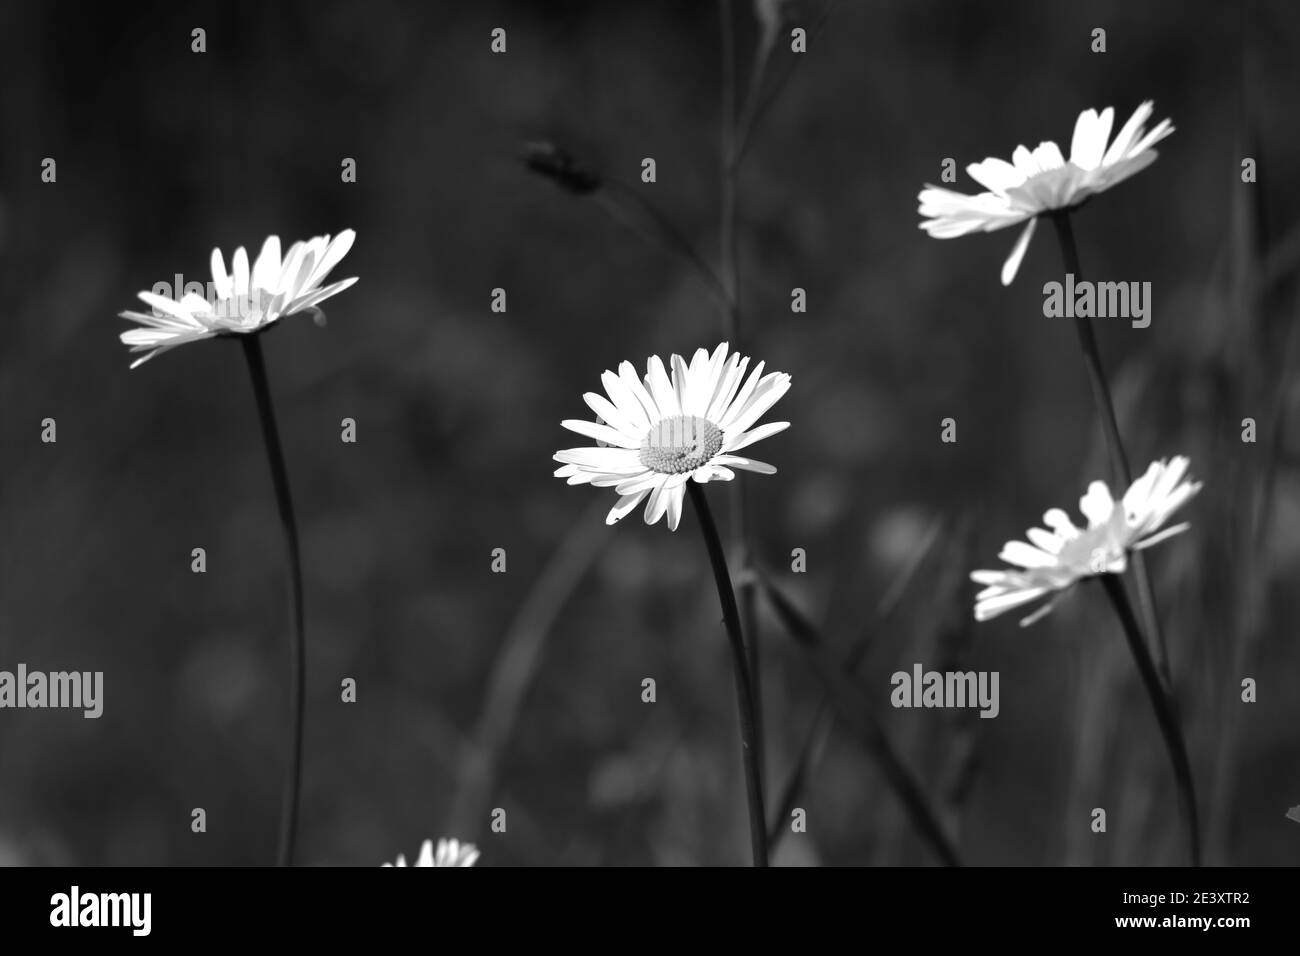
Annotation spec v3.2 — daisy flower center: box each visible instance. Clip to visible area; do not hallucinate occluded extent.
[639,415,723,475]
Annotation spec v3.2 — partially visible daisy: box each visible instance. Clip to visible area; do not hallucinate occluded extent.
[972,456,1201,625]
[382,838,480,868]
[918,101,1173,285]
[118,230,357,367]
[553,342,791,531]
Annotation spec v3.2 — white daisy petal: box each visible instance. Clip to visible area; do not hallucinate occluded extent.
[584,390,642,439]
[309,229,356,287]
[694,464,735,482]
[618,361,662,425]
[706,355,749,422]
[285,276,358,316]
[718,361,766,428]
[723,374,792,435]
[646,355,680,418]
[1101,100,1154,165]
[597,374,649,432]
[644,482,672,525]
[975,586,1052,622]
[1025,527,1064,555]
[211,247,232,300]
[1127,118,1175,159]
[252,235,282,292]
[1042,508,1081,539]
[712,454,776,475]
[966,157,1025,194]
[1070,107,1113,170]
[137,291,200,324]
[1079,481,1115,528]
[614,472,661,495]
[552,447,643,470]
[665,483,685,531]
[607,490,649,525]
[998,540,1058,569]
[1132,522,1191,550]
[1000,216,1038,286]
[724,420,790,453]
[561,419,641,449]
[232,246,250,297]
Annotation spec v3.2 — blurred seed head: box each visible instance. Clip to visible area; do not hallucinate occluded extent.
[523,141,601,195]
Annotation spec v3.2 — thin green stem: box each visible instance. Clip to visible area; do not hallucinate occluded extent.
[1050,211,1172,691]
[240,334,306,868]
[1099,574,1200,866]
[688,480,768,867]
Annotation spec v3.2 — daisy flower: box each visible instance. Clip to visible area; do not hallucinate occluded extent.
[918,101,1173,285]
[553,342,791,531]
[118,230,357,367]
[382,838,480,868]
[971,456,1201,625]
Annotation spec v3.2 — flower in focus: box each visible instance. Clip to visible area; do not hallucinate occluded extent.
[971,456,1201,625]
[553,342,791,531]
[918,101,1173,285]
[118,230,357,367]
[382,838,480,868]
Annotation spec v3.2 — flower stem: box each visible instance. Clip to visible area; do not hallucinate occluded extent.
[1099,574,1200,866]
[240,334,306,868]
[718,0,763,775]
[687,480,768,867]
[1049,211,1172,691]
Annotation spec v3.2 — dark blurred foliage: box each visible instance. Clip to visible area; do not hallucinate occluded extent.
[0,0,1298,866]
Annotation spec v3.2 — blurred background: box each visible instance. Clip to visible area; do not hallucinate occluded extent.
[1,0,1298,866]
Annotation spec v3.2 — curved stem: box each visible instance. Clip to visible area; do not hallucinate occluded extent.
[1100,574,1200,866]
[688,480,768,867]
[597,183,733,317]
[240,334,306,868]
[733,0,843,166]
[1050,211,1172,691]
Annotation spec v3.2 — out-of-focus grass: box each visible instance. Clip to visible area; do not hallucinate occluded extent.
[0,0,1297,866]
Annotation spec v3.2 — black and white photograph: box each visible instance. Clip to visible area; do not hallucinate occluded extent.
[0,0,1297,936]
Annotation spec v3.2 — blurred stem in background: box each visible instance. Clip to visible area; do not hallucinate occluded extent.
[758,564,962,866]
[1098,575,1201,866]
[448,499,610,835]
[716,0,841,792]
[688,481,768,866]
[718,0,763,777]
[717,0,842,780]
[599,181,734,315]
[1050,211,1172,692]
[761,519,966,865]
[523,142,735,315]
[240,334,306,868]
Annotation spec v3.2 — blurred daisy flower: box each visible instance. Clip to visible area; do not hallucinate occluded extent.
[972,456,1201,625]
[118,230,357,368]
[382,838,480,868]
[554,342,791,531]
[918,101,1173,285]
